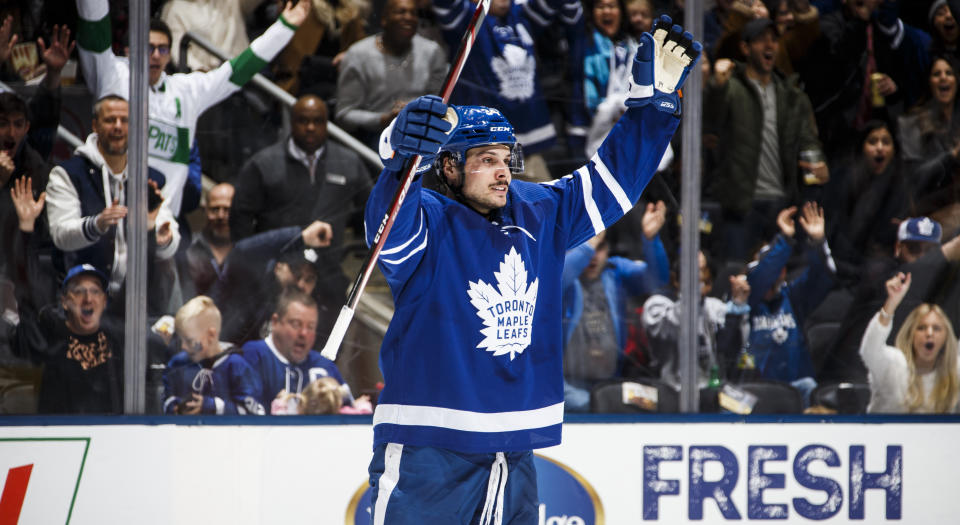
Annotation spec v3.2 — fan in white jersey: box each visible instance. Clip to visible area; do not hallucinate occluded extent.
[73,0,310,216]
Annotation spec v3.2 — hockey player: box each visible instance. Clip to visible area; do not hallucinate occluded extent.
[240,289,347,414]
[73,0,310,216]
[365,16,701,524]
[163,296,264,415]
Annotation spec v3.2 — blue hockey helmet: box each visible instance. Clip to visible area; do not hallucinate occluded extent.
[434,105,524,186]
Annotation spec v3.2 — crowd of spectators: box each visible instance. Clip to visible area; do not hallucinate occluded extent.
[0,0,959,416]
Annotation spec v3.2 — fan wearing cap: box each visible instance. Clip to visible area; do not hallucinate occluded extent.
[210,219,335,346]
[711,0,820,77]
[820,217,960,385]
[7,171,122,414]
[859,269,960,413]
[8,262,123,414]
[706,16,827,263]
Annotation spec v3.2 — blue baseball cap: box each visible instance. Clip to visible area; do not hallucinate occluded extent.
[898,217,942,244]
[62,264,108,290]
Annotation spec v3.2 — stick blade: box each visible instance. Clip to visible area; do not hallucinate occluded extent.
[320,305,356,360]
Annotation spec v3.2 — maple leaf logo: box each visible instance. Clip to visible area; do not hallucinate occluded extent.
[467,247,539,360]
[491,44,536,101]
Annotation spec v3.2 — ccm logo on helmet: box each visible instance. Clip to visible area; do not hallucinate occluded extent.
[490,127,511,132]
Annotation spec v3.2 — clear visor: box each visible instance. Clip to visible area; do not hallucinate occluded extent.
[436,143,524,175]
[509,143,524,175]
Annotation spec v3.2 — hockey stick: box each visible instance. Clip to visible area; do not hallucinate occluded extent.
[321,0,491,360]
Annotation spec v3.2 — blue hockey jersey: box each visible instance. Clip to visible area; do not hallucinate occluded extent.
[240,337,345,413]
[162,345,265,415]
[366,104,678,453]
[747,234,836,382]
[432,0,582,153]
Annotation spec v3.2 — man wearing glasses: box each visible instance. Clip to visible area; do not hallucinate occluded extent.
[7,262,123,414]
[74,0,311,217]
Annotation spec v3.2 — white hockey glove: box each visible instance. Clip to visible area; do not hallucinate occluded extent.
[626,15,702,114]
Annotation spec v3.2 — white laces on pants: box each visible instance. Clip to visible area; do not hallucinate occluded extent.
[479,452,508,525]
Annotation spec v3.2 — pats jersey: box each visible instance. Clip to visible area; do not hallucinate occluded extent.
[75,0,297,215]
[366,104,678,453]
[240,337,346,413]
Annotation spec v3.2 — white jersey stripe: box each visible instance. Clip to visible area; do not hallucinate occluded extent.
[590,153,633,213]
[576,166,605,236]
[381,210,425,255]
[374,443,404,525]
[438,10,467,30]
[381,231,428,265]
[522,3,549,26]
[373,402,564,433]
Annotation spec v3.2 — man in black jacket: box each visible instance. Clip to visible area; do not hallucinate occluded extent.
[8,178,123,413]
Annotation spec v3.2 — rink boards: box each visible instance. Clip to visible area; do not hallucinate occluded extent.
[0,414,958,524]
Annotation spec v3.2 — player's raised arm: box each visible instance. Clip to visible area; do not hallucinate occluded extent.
[364,96,452,280]
[556,15,702,249]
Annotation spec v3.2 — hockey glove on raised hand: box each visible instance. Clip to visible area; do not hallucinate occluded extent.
[626,15,702,114]
[379,95,453,173]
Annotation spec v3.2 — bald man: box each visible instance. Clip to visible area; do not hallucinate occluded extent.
[230,94,370,243]
[178,182,235,297]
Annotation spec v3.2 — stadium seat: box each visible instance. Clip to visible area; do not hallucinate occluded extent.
[590,378,680,413]
[735,380,804,414]
[810,381,871,414]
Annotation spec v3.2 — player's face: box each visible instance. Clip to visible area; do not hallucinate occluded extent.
[593,0,621,39]
[742,30,778,75]
[291,97,328,154]
[62,275,107,336]
[929,58,957,107]
[93,99,129,156]
[0,111,28,161]
[148,30,171,86]
[862,126,894,174]
[204,185,234,243]
[383,0,419,42]
[912,310,947,371]
[460,145,512,214]
[271,301,318,365]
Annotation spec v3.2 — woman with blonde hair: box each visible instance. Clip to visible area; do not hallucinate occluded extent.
[859,272,960,413]
[271,377,373,415]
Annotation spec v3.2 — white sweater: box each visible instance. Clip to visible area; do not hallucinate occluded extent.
[859,312,960,413]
